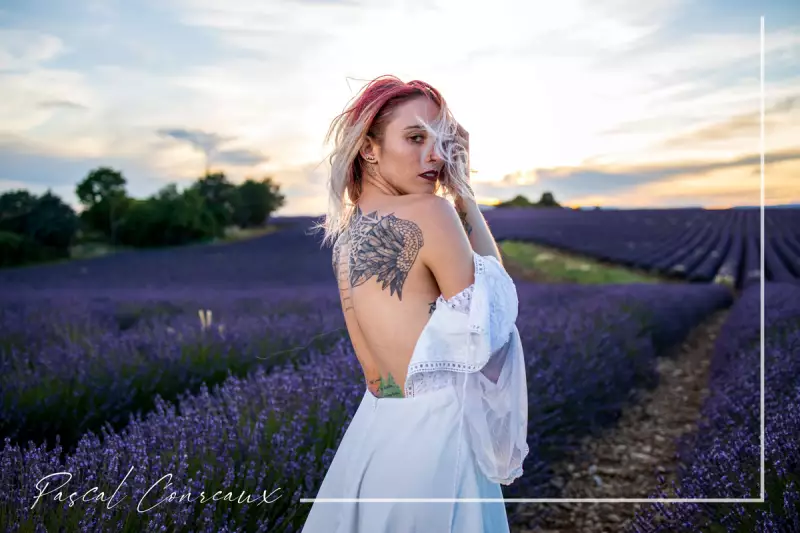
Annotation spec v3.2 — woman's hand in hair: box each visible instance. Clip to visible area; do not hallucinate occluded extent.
[453,121,473,210]
[455,121,469,153]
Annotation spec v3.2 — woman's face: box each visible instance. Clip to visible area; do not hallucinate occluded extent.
[362,96,444,195]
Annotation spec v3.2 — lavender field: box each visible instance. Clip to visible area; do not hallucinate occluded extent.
[633,282,800,532]
[484,208,800,288]
[0,215,797,532]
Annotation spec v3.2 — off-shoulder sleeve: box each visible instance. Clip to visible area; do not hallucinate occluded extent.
[458,253,528,485]
[408,251,529,486]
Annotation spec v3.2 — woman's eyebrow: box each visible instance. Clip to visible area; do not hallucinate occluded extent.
[402,124,425,131]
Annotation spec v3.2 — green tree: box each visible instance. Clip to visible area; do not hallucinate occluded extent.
[190,171,237,236]
[117,184,217,248]
[75,167,130,242]
[25,191,79,250]
[537,191,561,207]
[0,189,78,266]
[156,185,217,246]
[0,190,38,235]
[496,194,533,208]
[0,231,45,267]
[495,191,562,208]
[231,176,286,228]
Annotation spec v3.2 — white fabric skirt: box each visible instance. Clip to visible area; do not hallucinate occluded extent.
[301,385,511,533]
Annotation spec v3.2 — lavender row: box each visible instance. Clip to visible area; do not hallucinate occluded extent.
[0,282,732,532]
[507,282,733,500]
[483,207,800,288]
[0,286,345,454]
[630,282,800,532]
[0,337,364,533]
[0,221,334,291]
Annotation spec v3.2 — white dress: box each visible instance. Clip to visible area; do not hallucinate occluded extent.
[302,251,529,533]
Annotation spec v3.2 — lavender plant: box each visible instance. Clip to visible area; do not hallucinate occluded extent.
[630,282,800,532]
[0,288,346,455]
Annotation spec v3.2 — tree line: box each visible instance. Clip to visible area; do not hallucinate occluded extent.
[0,167,286,267]
[495,192,563,208]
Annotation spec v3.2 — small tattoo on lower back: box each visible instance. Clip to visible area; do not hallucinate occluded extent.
[369,373,404,398]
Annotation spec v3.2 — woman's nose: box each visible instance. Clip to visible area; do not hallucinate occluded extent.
[426,141,442,162]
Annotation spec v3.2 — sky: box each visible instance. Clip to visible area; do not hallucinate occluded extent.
[0,0,798,215]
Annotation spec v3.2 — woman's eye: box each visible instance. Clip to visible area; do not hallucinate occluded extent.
[410,135,424,143]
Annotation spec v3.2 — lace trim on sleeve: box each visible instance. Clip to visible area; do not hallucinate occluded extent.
[437,284,474,314]
[405,370,457,397]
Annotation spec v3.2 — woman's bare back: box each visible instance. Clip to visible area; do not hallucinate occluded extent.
[332,195,442,399]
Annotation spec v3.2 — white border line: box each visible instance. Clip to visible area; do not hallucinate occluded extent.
[303,498,765,503]
[302,15,767,506]
[759,13,766,503]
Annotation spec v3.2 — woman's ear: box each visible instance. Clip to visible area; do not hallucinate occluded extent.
[360,138,378,163]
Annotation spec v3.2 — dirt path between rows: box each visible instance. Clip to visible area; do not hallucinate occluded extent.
[509,309,730,532]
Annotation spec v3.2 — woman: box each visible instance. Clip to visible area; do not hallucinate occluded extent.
[304,75,528,532]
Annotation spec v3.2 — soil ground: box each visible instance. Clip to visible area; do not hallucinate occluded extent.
[508,310,729,532]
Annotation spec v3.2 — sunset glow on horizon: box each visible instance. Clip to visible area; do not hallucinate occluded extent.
[1,0,798,215]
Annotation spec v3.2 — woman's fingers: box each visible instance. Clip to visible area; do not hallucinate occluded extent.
[453,123,469,156]
[455,122,469,143]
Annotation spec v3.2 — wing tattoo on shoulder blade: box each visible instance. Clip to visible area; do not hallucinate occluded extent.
[348,209,424,301]
[331,237,342,278]
[331,240,339,276]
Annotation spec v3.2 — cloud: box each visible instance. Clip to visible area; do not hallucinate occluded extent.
[469,0,680,63]
[0,29,66,70]
[158,129,234,154]
[659,95,799,149]
[212,148,268,166]
[85,0,118,18]
[479,147,800,207]
[37,100,88,110]
[0,67,93,134]
[578,147,800,182]
[594,24,800,81]
[157,128,269,168]
[499,169,540,186]
[567,157,799,208]
[0,138,173,209]
[0,28,101,146]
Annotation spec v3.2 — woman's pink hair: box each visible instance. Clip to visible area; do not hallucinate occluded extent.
[311,74,472,248]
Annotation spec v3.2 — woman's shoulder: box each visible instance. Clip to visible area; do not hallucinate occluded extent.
[352,195,441,232]
[382,195,459,236]
[359,193,437,212]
